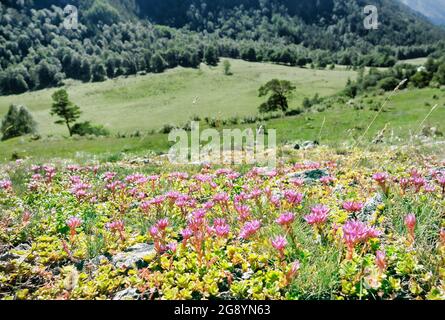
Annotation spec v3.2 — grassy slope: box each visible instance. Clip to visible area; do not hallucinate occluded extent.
[1,87,444,163]
[0,59,355,136]
[1,60,445,163]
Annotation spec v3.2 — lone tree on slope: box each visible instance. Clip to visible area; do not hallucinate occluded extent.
[50,89,81,136]
[258,79,296,113]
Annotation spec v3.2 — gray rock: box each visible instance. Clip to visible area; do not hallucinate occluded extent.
[358,193,384,222]
[0,252,19,262]
[112,243,155,269]
[294,141,319,150]
[427,167,445,181]
[113,288,140,300]
[13,243,31,252]
[242,270,254,280]
[288,169,329,184]
[89,255,109,266]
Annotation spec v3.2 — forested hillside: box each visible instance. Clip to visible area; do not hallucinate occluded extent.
[1,0,444,95]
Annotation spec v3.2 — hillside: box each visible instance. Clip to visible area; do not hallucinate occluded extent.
[0,59,356,136]
[1,0,444,95]
[400,0,445,25]
[1,59,445,162]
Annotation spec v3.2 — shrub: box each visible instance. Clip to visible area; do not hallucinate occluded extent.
[159,124,177,134]
[1,104,37,141]
[71,121,109,137]
[285,108,303,116]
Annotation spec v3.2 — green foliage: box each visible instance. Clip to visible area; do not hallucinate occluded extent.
[0,0,444,94]
[71,121,110,137]
[258,79,295,113]
[83,0,121,27]
[50,89,81,136]
[0,104,36,141]
[223,60,232,75]
[204,46,219,66]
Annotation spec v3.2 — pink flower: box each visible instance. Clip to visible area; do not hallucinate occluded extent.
[343,220,380,246]
[67,216,82,230]
[437,175,445,194]
[304,204,330,225]
[106,220,125,233]
[103,171,117,182]
[286,260,301,282]
[342,220,381,259]
[276,212,295,227]
[270,195,281,208]
[342,201,364,213]
[405,213,416,243]
[150,226,159,237]
[271,236,287,253]
[0,179,12,191]
[320,176,334,185]
[235,204,251,221]
[290,178,305,187]
[424,184,436,193]
[167,242,177,253]
[283,190,304,205]
[437,175,445,187]
[239,220,261,239]
[181,228,193,241]
[373,172,389,185]
[213,192,229,203]
[214,224,230,238]
[140,201,151,213]
[67,216,82,239]
[376,250,387,272]
[106,220,125,240]
[411,177,426,193]
[249,188,262,199]
[156,218,169,230]
[440,229,445,246]
[399,178,409,192]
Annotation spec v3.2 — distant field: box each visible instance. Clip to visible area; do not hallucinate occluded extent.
[1,86,444,163]
[399,57,429,66]
[0,59,356,136]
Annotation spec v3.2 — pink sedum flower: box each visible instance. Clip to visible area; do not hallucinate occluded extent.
[373,172,389,185]
[304,204,330,225]
[276,212,295,227]
[0,179,12,191]
[156,218,169,230]
[375,250,387,272]
[342,201,364,213]
[405,213,416,243]
[283,190,304,206]
[342,220,381,259]
[239,220,261,240]
[271,236,287,253]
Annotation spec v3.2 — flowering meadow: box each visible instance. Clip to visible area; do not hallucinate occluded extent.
[1,146,445,300]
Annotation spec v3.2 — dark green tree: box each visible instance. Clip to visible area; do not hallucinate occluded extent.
[258,79,296,113]
[204,45,219,66]
[92,63,107,82]
[50,89,81,136]
[1,104,37,141]
[150,53,167,73]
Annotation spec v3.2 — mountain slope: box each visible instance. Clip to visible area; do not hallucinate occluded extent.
[400,0,445,25]
[1,0,444,95]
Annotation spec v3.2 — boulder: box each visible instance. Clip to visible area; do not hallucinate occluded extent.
[358,193,384,222]
[288,169,329,184]
[113,288,140,300]
[112,243,155,269]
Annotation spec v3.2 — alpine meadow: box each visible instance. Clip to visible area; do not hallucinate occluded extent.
[1,0,445,304]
